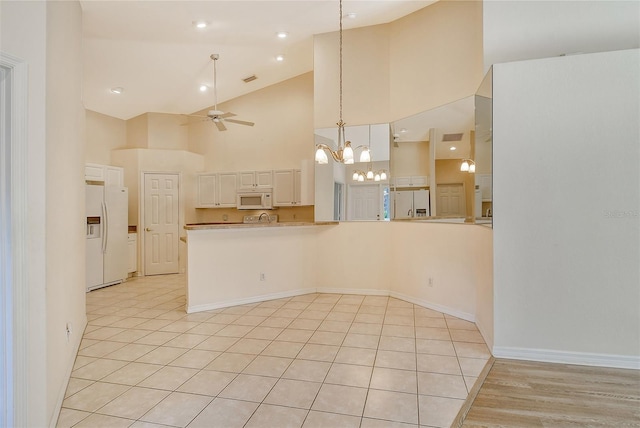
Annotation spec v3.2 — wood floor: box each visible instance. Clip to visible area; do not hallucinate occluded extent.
[456,358,640,427]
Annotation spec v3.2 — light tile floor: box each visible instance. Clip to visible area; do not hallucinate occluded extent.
[57,274,490,428]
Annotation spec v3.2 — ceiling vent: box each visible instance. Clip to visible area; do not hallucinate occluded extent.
[442,133,463,142]
[242,75,257,83]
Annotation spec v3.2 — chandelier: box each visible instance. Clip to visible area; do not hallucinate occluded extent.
[460,159,476,173]
[352,168,388,182]
[315,0,368,165]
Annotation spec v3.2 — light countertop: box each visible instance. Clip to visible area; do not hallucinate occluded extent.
[184,221,338,231]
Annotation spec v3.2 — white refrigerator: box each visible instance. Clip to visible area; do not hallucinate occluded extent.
[86,184,129,291]
[392,189,430,219]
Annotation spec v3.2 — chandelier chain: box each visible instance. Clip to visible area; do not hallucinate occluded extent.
[339,0,343,124]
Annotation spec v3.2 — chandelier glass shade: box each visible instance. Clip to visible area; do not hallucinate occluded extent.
[460,159,476,173]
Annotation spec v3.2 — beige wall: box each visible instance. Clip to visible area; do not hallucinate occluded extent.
[391,141,430,177]
[188,72,314,172]
[85,110,126,164]
[187,222,493,325]
[314,0,483,128]
[314,24,391,128]
[126,113,148,148]
[45,3,86,423]
[389,0,484,121]
[148,112,189,150]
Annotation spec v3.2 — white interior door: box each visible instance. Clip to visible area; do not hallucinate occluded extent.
[349,185,380,221]
[437,183,466,217]
[144,173,179,275]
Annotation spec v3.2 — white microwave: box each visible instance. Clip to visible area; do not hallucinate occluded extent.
[237,191,272,210]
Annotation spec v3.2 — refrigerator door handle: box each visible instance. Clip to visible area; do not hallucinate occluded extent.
[102,201,108,253]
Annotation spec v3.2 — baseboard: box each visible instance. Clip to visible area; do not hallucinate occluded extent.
[389,291,476,322]
[493,346,640,370]
[315,287,390,297]
[49,317,87,428]
[187,288,317,313]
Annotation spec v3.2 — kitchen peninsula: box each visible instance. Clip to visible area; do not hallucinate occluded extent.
[184,220,493,348]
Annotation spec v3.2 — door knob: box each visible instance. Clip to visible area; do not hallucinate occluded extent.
[145,227,152,232]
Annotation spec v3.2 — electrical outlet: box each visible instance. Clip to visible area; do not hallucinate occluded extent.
[260,273,266,281]
[223,214,228,221]
[428,277,434,287]
[66,322,73,341]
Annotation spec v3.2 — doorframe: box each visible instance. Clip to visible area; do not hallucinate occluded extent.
[139,171,182,276]
[436,182,467,217]
[347,183,384,221]
[0,52,29,428]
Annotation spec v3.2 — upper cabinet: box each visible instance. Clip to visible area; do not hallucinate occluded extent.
[391,176,429,188]
[274,169,308,206]
[196,172,238,208]
[85,163,124,187]
[238,170,273,190]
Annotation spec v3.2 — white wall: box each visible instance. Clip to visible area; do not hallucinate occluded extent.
[492,49,640,368]
[483,1,640,72]
[0,1,48,425]
[1,1,86,425]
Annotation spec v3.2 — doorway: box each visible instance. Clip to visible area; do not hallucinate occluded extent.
[436,183,466,217]
[143,173,180,275]
[1,52,28,428]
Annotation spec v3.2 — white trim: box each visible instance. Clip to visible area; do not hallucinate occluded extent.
[493,346,640,370]
[0,51,29,428]
[389,291,476,322]
[187,286,478,325]
[187,288,316,313]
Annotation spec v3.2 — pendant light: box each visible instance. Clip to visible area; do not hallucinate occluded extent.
[460,159,476,173]
[315,0,363,165]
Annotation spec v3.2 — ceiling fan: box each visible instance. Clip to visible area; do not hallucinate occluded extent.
[187,54,255,131]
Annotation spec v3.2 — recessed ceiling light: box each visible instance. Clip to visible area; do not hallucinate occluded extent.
[450,146,457,151]
[199,85,208,92]
[400,128,407,133]
[110,87,124,94]
[276,31,288,39]
[275,54,285,62]
[346,12,357,19]
[193,21,208,29]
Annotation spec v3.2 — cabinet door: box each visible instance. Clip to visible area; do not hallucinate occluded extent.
[85,163,105,182]
[394,176,412,187]
[217,173,238,207]
[273,170,295,206]
[105,166,124,187]
[127,234,137,273]
[237,171,256,189]
[411,176,428,187]
[294,169,302,204]
[255,170,273,188]
[197,174,217,207]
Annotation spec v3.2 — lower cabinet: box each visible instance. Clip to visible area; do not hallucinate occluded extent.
[127,233,137,274]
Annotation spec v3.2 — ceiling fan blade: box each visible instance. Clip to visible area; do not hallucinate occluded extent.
[220,112,236,118]
[215,120,227,131]
[225,118,255,127]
